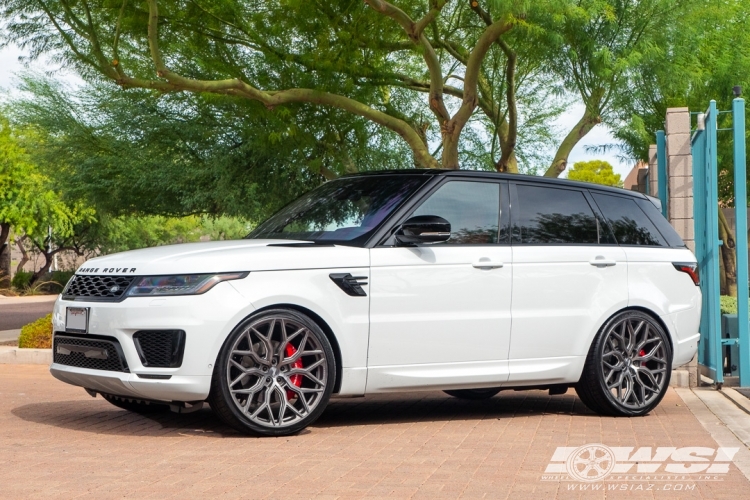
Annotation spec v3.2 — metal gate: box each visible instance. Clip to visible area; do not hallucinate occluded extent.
[666,98,750,386]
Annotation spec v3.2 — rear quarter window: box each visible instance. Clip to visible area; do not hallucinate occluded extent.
[634,198,686,248]
[592,192,682,247]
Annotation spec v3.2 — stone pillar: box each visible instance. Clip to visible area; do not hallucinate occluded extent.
[665,108,695,253]
[665,107,698,387]
[648,144,658,197]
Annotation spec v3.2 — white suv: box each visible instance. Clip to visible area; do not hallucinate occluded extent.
[51,171,701,436]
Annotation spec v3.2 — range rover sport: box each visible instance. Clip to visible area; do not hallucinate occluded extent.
[51,170,701,436]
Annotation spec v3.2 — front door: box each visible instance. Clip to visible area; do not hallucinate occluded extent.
[366,179,512,392]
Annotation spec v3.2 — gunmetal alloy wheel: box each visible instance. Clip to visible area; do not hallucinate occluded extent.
[575,310,672,417]
[209,309,335,436]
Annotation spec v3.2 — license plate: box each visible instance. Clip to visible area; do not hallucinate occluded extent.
[65,307,89,333]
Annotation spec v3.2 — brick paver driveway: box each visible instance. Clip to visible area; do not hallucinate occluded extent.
[1,365,747,499]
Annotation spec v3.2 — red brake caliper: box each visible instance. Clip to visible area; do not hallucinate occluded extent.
[285,343,303,400]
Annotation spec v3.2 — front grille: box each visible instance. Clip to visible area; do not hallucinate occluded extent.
[63,275,136,301]
[133,330,186,368]
[53,334,129,372]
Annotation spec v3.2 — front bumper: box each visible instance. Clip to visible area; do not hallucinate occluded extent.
[50,281,255,402]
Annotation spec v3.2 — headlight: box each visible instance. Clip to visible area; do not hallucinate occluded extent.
[126,272,248,297]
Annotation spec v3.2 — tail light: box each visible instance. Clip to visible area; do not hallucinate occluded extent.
[673,262,700,285]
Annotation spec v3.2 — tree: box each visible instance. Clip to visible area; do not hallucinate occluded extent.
[0,115,78,286]
[1,0,679,177]
[567,160,623,187]
[607,0,750,296]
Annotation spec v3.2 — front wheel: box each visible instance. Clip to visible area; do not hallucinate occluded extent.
[208,309,335,436]
[575,310,672,417]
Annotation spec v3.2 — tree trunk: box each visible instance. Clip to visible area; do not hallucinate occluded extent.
[29,252,54,287]
[0,223,11,289]
[496,150,518,173]
[15,236,29,275]
[441,132,460,170]
[718,208,738,297]
[544,109,601,178]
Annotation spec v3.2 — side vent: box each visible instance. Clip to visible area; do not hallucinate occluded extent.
[329,273,368,297]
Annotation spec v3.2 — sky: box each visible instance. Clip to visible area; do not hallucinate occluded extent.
[0,44,634,179]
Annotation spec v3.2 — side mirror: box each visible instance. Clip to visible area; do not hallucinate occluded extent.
[395,215,451,246]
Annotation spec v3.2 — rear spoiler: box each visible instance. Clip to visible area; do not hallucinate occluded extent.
[645,194,662,213]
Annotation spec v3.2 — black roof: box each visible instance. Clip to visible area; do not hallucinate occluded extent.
[344,169,649,200]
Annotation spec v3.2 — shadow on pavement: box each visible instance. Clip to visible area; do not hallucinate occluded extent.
[317,390,593,428]
[12,389,595,437]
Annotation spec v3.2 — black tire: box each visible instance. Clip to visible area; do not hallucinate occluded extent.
[444,387,502,400]
[101,393,170,414]
[208,308,336,437]
[575,310,672,417]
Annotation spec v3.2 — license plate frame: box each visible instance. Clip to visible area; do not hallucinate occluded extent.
[65,307,89,333]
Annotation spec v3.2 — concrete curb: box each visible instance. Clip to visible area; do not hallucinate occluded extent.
[0,346,52,364]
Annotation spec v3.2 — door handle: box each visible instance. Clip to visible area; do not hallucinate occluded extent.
[590,256,617,267]
[472,258,504,270]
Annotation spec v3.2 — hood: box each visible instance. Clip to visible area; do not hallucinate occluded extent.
[76,240,369,276]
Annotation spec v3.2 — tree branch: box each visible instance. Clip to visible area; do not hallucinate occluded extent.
[364,0,451,124]
[141,0,438,168]
[442,15,513,168]
[544,89,604,177]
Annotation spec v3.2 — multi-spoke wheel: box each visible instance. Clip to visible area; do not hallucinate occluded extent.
[208,309,335,436]
[444,387,502,400]
[575,310,672,416]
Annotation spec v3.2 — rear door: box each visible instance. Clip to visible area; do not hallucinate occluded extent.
[367,179,512,392]
[508,182,628,384]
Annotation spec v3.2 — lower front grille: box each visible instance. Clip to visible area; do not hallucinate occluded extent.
[133,330,186,368]
[53,334,129,372]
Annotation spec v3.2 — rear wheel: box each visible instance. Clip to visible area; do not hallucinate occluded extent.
[101,393,170,414]
[444,387,502,400]
[208,309,335,436]
[575,310,672,416]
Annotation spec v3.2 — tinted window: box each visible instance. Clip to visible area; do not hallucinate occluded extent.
[515,185,599,244]
[249,176,426,244]
[635,198,685,247]
[412,181,500,244]
[593,193,667,246]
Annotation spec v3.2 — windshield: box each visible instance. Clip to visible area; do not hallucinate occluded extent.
[247,175,428,245]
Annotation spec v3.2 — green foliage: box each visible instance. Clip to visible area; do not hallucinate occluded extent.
[721,296,738,316]
[567,160,623,187]
[10,271,32,289]
[18,313,52,349]
[0,115,76,238]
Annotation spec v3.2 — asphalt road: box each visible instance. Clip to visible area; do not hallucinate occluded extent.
[0,297,56,330]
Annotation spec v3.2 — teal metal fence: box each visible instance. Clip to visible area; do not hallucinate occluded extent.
[683,98,749,386]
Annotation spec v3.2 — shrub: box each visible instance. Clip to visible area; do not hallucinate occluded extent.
[720,296,738,315]
[18,314,53,349]
[11,271,32,289]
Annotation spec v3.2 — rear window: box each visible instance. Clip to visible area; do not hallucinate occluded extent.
[592,193,676,247]
[635,198,686,247]
[514,185,599,244]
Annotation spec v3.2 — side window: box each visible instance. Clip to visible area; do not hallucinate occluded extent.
[412,181,500,244]
[635,198,685,247]
[514,185,599,244]
[592,193,667,246]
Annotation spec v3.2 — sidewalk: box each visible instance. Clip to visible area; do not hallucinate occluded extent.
[0,364,748,499]
[0,294,57,304]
